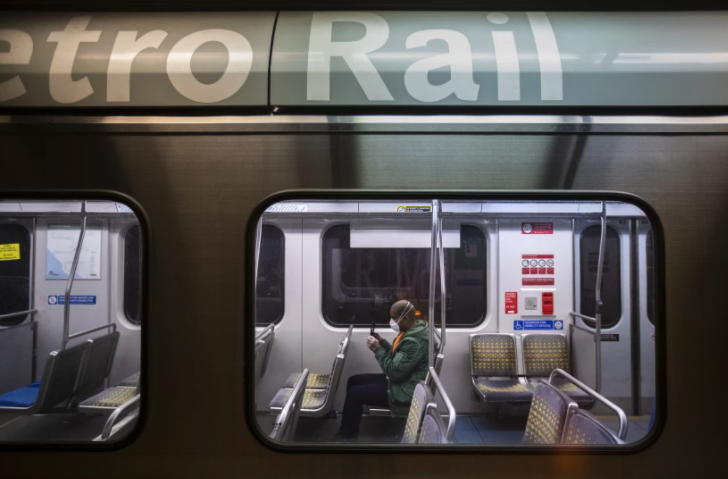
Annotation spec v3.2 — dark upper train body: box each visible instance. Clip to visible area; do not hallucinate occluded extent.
[0,5,725,478]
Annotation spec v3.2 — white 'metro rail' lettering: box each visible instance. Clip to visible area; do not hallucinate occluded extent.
[0,12,564,104]
[305,11,563,103]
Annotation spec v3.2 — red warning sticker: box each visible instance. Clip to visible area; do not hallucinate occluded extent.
[522,222,553,234]
[522,278,555,286]
[505,292,518,314]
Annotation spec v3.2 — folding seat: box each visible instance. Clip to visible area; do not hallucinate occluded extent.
[521,381,577,445]
[562,409,623,445]
[269,326,352,417]
[470,333,532,404]
[522,334,594,408]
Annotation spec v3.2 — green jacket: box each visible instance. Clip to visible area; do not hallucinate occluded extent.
[374,320,430,416]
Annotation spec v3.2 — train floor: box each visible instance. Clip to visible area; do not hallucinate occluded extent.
[257,413,652,444]
[0,412,109,442]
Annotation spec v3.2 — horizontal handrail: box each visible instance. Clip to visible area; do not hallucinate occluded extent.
[570,311,597,323]
[255,323,275,341]
[0,309,37,321]
[549,368,628,440]
[101,394,140,440]
[428,366,456,443]
[68,323,117,340]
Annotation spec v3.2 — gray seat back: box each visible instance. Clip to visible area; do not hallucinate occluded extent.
[522,333,570,378]
[75,331,120,401]
[254,325,275,384]
[417,408,448,444]
[401,382,430,444]
[35,340,93,413]
[270,369,309,442]
[320,325,353,406]
[562,409,622,445]
[470,333,518,377]
[521,381,577,445]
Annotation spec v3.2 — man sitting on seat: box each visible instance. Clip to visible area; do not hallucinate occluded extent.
[335,300,429,440]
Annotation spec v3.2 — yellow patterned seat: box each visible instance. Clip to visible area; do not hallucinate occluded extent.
[401,382,429,444]
[474,378,533,402]
[268,326,353,417]
[562,409,622,445]
[470,334,532,403]
[521,381,575,445]
[78,386,137,412]
[522,334,594,408]
[117,372,139,388]
[269,387,327,411]
[282,372,330,389]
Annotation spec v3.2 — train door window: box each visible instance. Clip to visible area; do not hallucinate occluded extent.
[580,225,622,329]
[322,224,486,327]
[646,230,655,325]
[0,198,145,446]
[0,223,31,326]
[123,225,143,325]
[251,196,662,450]
[256,225,285,325]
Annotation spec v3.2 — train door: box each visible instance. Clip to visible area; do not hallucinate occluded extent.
[108,219,142,384]
[34,217,112,379]
[0,217,35,396]
[254,219,303,413]
[638,219,656,414]
[574,218,633,412]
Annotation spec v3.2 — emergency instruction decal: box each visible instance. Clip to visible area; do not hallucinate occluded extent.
[505,292,518,314]
[0,243,20,261]
[522,222,553,234]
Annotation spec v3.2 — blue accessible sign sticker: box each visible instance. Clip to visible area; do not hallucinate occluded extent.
[514,319,555,331]
[48,295,97,305]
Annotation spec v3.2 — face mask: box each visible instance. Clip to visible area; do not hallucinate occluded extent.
[390,302,413,332]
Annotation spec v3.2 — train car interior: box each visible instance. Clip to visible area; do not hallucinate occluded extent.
[0,199,143,444]
[252,197,659,447]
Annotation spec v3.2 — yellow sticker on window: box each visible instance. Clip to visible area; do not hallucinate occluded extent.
[0,243,20,261]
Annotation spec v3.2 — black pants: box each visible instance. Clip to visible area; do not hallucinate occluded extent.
[339,373,389,437]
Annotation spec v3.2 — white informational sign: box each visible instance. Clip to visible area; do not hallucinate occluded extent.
[46,225,102,280]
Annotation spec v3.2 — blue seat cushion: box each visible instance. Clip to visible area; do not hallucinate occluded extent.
[0,381,41,407]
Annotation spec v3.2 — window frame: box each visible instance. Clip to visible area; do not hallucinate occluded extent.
[320,222,488,329]
[0,191,150,452]
[246,191,666,454]
[0,221,33,327]
[122,223,143,326]
[579,224,623,330]
[255,223,286,326]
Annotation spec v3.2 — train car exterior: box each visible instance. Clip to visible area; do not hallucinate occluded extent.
[0,7,726,479]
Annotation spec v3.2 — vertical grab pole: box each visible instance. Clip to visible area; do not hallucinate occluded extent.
[428,200,438,369]
[254,217,263,326]
[437,201,446,352]
[595,201,607,393]
[61,209,87,351]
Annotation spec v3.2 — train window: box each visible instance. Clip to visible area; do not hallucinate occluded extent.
[250,196,662,450]
[646,231,655,325]
[0,223,31,326]
[321,224,486,327]
[123,225,143,325]
[0,198,144,446]
[580,225,622,329]
[256,225,285,325]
